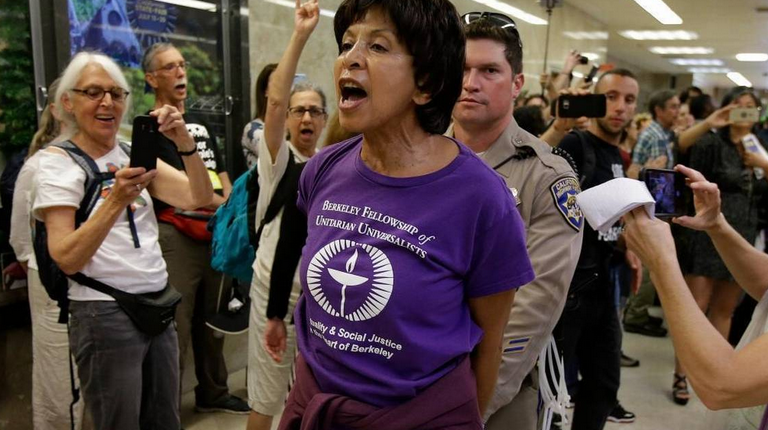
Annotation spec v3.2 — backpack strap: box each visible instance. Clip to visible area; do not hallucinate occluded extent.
[254,152,299,245]
[53,141,116,225]
[266,158,308,321]
[246,168,262,248]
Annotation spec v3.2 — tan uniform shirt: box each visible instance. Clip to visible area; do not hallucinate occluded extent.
[450,117,584,418]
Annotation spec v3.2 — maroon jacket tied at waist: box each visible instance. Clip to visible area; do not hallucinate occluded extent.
[277,355,483,430]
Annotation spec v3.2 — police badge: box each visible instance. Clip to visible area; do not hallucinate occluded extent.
[551,177,583,231]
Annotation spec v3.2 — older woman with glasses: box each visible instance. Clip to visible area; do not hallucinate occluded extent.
[276,1,533,429]
[245,4,327,427]
[32,51,212,430]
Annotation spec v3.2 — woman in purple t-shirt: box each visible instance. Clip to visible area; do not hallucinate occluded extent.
[277,1,534,429]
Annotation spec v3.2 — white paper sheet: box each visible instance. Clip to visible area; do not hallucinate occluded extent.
[575,178,656,232]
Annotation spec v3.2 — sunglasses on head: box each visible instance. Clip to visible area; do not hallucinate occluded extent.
[461,12,522,47]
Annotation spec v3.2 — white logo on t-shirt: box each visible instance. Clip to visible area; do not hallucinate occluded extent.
[307,240,393,321]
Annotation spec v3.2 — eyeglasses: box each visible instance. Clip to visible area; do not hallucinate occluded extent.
[288,106,327,119]
[153,62,190,74]
[72,87,130,102]
[461,12,522,48]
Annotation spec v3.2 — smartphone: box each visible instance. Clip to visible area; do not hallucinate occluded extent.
[584,65,599,83]
[578,55,589,65]
[641,168,687,218]
[743,134,762,153]
[130,115,160,171]
[730,107,760,123]
[551,94,607,118]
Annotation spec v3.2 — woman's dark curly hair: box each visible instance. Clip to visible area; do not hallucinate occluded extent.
[334,0,465,134]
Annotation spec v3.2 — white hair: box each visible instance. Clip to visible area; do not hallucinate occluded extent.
[55,52,131,140]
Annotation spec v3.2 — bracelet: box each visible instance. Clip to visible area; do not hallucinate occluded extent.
[177,148,197,156]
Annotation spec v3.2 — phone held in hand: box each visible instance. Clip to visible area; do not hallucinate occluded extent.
[743,133,762,153]
[551,94,607,118]
[640,168,687,218]
[130,115,160,171]
[729,107,760,124]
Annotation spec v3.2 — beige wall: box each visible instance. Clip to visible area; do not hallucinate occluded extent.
[247,0,607,116]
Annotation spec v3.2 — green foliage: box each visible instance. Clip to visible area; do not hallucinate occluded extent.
[178,44,222,98]
[0,0,36,156]
[123,67,156,121]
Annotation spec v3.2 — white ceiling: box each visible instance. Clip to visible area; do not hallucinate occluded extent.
[562,0,768,90]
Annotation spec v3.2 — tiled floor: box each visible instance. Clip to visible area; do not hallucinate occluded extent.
[0,303,728,429]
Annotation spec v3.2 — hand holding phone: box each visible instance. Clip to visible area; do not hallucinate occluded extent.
[130,115,160,171]
[729,107,760,124]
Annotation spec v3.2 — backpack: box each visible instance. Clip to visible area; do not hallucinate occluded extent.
[209,152,298,285]
[33,140,130,323]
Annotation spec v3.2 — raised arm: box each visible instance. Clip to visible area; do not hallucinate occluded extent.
[263,0,320,163]
[677,104,733,153]
[624,165,768,410]
[625,208,768,410]
[147,105,213,210]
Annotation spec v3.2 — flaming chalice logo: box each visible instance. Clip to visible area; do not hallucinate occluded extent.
[307,240,394,321]
[327,250,369,317]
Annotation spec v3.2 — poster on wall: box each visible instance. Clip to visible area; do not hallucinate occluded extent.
[66,0,225,130]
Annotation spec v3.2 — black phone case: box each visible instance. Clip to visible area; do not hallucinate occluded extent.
[552,94,607,118]
[130,115,159,171]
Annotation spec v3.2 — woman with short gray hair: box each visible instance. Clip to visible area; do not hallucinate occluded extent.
[33,51,213,429]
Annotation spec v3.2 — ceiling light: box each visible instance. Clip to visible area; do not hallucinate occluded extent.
[156,0,216,11]
[620,30,697,40]
[263,0,335,17]
[631,0,683,25]
[727,72,752,87]
[562,31,610,40]
[670,58,723,66]
[471,0,548,25]
[650,47,714,55]
[688,67,731,74]
[736,53,768,62]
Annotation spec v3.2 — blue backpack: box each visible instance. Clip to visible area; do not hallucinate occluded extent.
[209,153,296,284]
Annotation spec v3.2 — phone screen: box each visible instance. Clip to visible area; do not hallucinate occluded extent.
[643,169,685,217]
[743,134,761,153]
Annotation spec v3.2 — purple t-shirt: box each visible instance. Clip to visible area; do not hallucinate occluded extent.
[295,136,534,407]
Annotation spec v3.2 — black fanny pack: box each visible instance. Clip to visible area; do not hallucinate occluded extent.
[70,273,181,336]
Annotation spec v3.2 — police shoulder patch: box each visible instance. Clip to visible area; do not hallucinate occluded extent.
[550,177,583,231]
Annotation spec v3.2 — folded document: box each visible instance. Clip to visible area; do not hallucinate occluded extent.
[575,178,655,232]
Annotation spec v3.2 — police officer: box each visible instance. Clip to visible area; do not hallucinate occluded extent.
[451,12,584,429]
